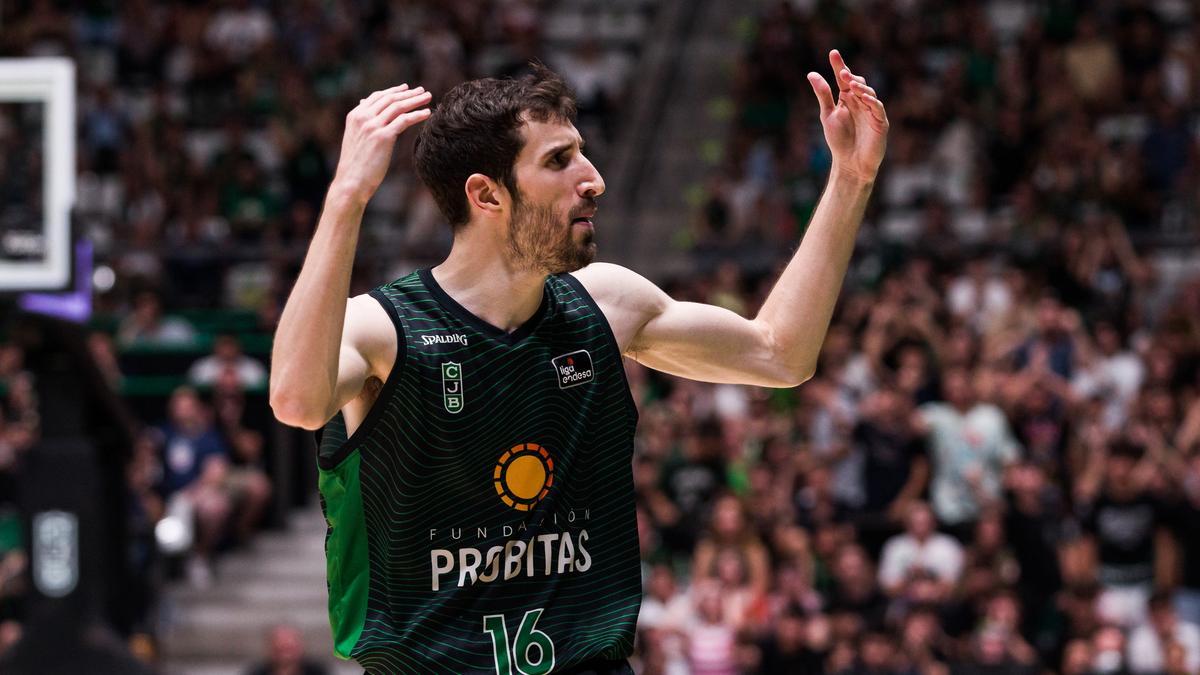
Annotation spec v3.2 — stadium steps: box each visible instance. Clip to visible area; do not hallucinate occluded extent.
[159,506,359,675]
[608,0,758,273]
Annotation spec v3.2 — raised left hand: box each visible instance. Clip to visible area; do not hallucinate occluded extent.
[807,50,888,183]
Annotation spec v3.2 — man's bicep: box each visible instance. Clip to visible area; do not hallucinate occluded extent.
[573,263,795,387]
[632,300,790,386]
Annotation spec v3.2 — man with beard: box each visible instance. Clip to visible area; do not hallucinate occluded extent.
[270,52,888,673]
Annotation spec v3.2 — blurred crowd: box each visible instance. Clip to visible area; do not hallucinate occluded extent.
[633,1,1200,674]
[1,0,1200,674]
[1,0,636,315]
[698,0,1198,253]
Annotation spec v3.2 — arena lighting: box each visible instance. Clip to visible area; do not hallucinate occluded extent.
[92,264,115,292]
[154,516,192,556]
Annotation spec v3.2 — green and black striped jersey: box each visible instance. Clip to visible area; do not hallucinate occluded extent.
[317,268,640,674]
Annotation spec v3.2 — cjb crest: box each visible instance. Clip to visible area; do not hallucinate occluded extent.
[441,362,464,413]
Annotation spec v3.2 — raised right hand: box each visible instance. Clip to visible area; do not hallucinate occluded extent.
[331,84,433,204]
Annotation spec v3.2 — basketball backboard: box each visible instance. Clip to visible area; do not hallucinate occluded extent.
[0,58,74,292]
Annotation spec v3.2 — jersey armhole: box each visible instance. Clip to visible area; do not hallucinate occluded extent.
[560,273,640,424]
[316,289,409,470]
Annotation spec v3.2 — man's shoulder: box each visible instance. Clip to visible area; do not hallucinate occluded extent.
[569,263,668,314]
[569,262,642,294]
[345,292,401,373]
[882,533,917,554]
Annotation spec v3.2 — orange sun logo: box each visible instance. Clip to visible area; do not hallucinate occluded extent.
[494,443,554,511]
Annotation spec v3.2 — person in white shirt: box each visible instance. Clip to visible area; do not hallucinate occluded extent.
[1127,590,1200,674]
[1071,319,1144,430]
[188,333,267,389]
[916,367,1022,531]
[637,564,691,675]
[878,501,965,596]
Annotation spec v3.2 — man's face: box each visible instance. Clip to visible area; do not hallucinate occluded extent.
[943,370,974,408]
[906,504,934,539]
[269,626,304,666]
[506,119,604,274]
[169,390,203,429]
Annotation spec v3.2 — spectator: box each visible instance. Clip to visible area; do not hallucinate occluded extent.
[1072,319,1144,430]
[878,502,965,597]
[834,630,911,675]
[828,543,887,631]
[1060,638,1094,675]
[752,606,827,674]
[245,623,329,675]
[0,620,21,660]
[1002,461,1065,653]
[963,511,1020,588]
[637,564,690,675]
[849,384,929,554]
[188,333,268,389]
[157,386,232,586]
[898,607,949,674]
[205,0,275,65]
[117,290,196,347]
[1126,591,1200,674]
[682,581,740,675]
[657,418,726,555]
[210,369,273,542]
[917,367,1022,536]
[1076,439,1167,628]
[692,494,771,599]
[1062,13,1122,108]
[950,626,1038,675]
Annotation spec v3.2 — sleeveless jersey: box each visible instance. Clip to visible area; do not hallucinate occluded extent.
[317,268,641,674]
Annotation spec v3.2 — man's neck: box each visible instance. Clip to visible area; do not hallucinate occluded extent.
[432,240,547,334]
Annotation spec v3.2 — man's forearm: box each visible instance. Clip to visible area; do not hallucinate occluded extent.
[269,186,366,425]
[755,167,874,380]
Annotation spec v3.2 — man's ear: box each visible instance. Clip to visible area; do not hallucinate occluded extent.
[465,174,505,217]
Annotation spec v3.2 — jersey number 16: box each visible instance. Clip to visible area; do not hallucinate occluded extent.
[483,608,556,675]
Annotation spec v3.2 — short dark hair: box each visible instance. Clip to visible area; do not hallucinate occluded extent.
[413,64,577,229]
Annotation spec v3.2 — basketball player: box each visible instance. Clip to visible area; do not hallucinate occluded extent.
[270,50,887,674]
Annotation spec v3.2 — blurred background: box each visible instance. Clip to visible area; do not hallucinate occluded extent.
[0,0,1199,674]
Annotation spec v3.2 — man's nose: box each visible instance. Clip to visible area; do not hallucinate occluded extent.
[579,159,605,198]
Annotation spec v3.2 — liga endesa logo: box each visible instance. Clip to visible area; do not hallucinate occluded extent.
[551,350,594,389]
[493,443,555,511]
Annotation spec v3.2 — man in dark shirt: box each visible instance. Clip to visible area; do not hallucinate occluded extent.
[159,386,230,497]
[158,386,234,586]
[851,385,928,556]
[827,543,889,630]
[1077,440,1165,627]
[657,418,726,555]
[755,607,827,674]
[1003,461,1065,660]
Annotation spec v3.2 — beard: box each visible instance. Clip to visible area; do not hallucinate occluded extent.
[506,197,597,275]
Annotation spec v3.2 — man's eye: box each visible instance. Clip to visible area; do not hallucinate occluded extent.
[551,153,568,167]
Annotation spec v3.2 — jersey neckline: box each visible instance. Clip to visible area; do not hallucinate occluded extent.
[417,267,552,345]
